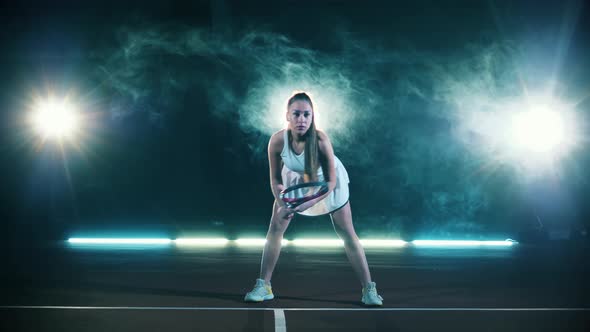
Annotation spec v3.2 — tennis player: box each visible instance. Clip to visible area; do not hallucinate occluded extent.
[244,92,383,306]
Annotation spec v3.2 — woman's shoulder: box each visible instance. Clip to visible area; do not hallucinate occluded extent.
[269,129,286,152]
[316,129,334,154]
[316,129,330,142]
[271,129,286,142]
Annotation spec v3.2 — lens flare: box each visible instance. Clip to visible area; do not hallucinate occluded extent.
[30,97,80,139]
[510,106,565,153]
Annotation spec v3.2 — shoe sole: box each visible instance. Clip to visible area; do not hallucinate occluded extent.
[362,299,383,306]
[362,302,383,307]
[244,294,274,302]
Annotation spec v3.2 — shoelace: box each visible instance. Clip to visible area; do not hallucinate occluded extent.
[364,285,376,294]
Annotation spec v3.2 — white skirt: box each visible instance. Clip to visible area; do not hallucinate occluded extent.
[281,157,350,216]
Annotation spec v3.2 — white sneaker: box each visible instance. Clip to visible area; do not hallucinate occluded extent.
[244,278,274,302]
[361,281,383,306]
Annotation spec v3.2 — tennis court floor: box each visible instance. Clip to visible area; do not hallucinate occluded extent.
[2,242,589,331]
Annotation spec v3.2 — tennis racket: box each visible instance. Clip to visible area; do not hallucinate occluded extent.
[280,181,329,209]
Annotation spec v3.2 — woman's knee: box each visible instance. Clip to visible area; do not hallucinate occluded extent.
[268,224,286,236]
[333,225,359,244]
[268,215,290,236]
[267,202,290,234]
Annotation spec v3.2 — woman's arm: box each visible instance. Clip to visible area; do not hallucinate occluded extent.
[317,130,337,192]
[293,130,337,213]
[268,130,287,205]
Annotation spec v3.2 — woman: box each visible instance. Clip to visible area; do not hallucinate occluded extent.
[244,92,383,306]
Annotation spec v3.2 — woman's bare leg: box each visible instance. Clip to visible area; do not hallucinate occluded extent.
[259,201,293,283]
[331,202,372,287]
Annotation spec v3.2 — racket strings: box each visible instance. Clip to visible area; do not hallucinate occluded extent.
[280,182,329,208]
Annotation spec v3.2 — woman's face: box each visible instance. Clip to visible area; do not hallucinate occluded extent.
[286,100,313,136]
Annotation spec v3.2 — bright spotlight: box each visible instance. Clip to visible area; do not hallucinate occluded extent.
[458,94,579,174]
[510,106,565,153]
[30,97,80,139]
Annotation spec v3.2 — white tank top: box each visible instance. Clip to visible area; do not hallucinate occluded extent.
[280,129,307,173]
[278,129,350,216]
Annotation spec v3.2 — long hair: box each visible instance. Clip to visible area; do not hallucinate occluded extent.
[287,92,319,182]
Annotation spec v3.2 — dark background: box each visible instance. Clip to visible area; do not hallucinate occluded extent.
[1,0,589,242]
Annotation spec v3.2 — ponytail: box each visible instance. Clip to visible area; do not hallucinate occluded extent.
[287,92,319,182]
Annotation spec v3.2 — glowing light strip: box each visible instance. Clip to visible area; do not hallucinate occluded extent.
[68,238,172,245]
[291,239,344,247]
[235,238,289,246]
[412,240,515,247]
[360,239,407,247]
[174,238,229,246]
[235,239,405,247]
[66,238,517,247]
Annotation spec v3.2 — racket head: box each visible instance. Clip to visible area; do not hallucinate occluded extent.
[279,181,329,209]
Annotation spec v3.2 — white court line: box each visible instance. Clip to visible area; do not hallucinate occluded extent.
[4,306,587,332]
[274,309,286,332]
[0,306,589,311]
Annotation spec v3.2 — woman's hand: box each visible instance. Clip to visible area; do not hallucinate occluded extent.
[293,199,317,213]
[293,184,333,213]
[277,205,295,220]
